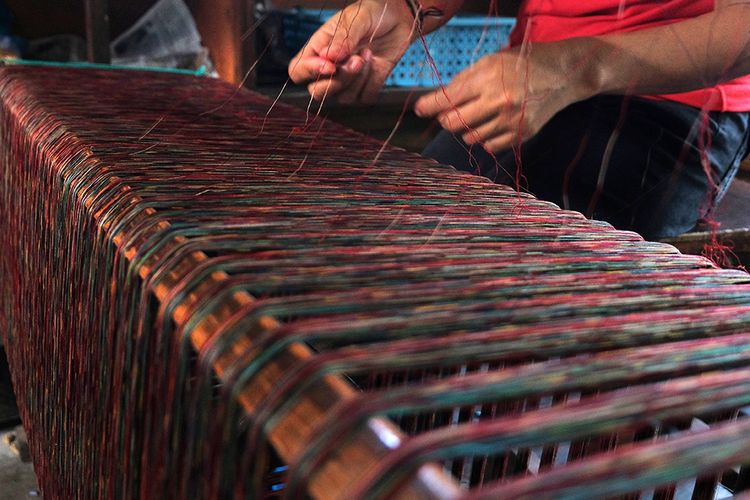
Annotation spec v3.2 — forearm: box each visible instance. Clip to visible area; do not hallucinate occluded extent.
[414,2,750,152]
[564,2,750,100]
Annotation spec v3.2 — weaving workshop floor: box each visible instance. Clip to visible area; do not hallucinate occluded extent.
[0,351,39,499]
[0,428,40,499]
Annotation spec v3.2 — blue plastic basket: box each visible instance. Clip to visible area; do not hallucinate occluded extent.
[282,9,515,87]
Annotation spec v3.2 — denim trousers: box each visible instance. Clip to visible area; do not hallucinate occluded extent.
[422,95,750,240]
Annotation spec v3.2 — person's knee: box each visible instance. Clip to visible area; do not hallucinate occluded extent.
[423,130,519,183]
[422,130,467,167]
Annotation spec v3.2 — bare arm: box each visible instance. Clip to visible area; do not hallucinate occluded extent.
[583,0,750,96]
[414,0,750,152]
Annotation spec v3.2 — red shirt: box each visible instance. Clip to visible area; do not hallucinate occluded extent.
[508,0,750,112]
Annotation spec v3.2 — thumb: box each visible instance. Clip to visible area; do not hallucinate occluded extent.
[320,9,374,63]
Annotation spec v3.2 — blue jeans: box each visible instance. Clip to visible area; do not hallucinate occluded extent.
[423,95,750,240]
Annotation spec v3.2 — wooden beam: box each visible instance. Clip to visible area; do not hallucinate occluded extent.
[84,0,111,64]
[189,0,253,85]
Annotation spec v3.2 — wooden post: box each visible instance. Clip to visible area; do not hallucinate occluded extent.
[84,0,112,64]
[189,0,254,86]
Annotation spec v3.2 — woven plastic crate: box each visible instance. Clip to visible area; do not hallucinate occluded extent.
[282,9,515,87]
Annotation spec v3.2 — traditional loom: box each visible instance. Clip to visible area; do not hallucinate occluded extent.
[2,65,750,499]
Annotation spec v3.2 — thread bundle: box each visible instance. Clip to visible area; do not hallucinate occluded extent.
[1,66,750,499]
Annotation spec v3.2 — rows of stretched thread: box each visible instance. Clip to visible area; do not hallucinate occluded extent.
[1,66,750,498]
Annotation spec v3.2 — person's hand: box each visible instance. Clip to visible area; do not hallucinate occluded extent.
[288,0,415,104]
[414,44,595,152]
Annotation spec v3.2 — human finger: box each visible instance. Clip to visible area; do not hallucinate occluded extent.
[358,51,398,104]
[307,55,366,100]
[288,27,337,82]
[483,131,517,153]
[437,99,498,133]
[320,10,374,63]
[288,55,338,84]
[358,72,384,104]
[462,113,517,145]
[337,50,373,104]
[414,80,477,118]
[288,5,373,82]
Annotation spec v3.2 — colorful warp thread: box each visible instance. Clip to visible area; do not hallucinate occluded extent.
[2,66,750,499]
